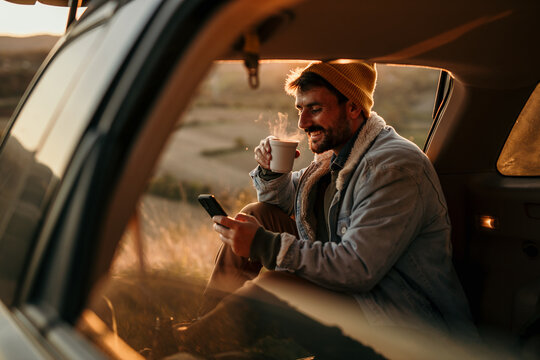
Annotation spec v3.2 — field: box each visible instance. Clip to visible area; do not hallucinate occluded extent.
[87,194,314,358]
[0,36,54,137]
[151,62,438,195]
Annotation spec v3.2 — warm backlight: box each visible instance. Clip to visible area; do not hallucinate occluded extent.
[479,215,498,230]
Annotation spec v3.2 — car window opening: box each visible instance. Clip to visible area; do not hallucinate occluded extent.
[79,61,442,358]
[497,82,540,176]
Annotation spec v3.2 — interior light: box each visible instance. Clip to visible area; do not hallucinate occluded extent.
[479,215,498,230]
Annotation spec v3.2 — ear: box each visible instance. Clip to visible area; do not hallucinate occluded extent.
[346,100,364,121]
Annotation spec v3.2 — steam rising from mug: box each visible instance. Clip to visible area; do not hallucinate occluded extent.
[261,112,304,142]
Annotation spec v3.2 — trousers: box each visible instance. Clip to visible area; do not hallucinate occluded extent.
[200,202,298,314]
[176,203,376,359]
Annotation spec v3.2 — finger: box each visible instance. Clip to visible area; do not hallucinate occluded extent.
[264,136,275,153]
[213,215,237,229]
[265,148,273,162]
[255,139,268,155]
[236,212,261,226]
[213,222,231,236]
[254,147,271,168]
[295,149,300,158]
[256,138,268,155]
[219,234,233,247]
[254,148,265,160]
[213,215,225,224]
[235,213,254,222]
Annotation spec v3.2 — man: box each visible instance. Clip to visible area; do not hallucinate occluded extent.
[172,62,477,358]
[206,61,475,338]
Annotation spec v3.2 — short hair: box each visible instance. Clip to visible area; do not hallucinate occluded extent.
[285,70,348,103]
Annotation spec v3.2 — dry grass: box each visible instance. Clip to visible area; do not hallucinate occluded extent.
[85,188,316,360]
[87,196,224,356]
[111,195,224,279]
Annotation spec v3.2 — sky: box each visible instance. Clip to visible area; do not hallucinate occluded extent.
[0,1,75,36]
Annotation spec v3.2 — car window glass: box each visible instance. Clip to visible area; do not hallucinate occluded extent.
[5,29,103,152]
[36,0,162,177]
[0,27,104,304]
[79,62,439,358]
[0,0,162,306]
[497,83,540,176]
[0,49,54,145]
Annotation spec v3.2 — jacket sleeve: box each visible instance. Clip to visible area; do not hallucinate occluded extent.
[275,165,425,292]
[250,166,304,216]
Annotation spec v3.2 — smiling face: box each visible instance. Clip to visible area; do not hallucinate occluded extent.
[295,86,362,154]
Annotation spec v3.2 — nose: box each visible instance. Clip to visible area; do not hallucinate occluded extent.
[298,110,311,130]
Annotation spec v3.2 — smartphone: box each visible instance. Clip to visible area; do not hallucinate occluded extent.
[198,194,229,229]
[197,194,228,218]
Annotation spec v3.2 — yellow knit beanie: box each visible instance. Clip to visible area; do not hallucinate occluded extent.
[286,60,377,116]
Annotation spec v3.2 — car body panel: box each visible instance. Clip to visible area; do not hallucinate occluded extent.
[0,303,52,359]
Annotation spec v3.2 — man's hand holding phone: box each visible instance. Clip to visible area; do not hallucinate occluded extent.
[212,214,261,258]
[198,194,260,257]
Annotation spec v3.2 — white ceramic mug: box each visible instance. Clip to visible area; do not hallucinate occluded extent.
[269,139,299,173]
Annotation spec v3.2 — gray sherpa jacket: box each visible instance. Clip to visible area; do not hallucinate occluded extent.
[249,112,476,337]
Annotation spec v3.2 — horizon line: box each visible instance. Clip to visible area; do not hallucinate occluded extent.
[0,32,62,38]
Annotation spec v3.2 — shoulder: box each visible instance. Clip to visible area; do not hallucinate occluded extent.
[366,126,430,172]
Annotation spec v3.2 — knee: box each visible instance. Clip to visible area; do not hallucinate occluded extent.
[240,202,297,235]
[240,202,281,221]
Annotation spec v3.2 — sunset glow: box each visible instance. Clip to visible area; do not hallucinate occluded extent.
[0,2,84,36]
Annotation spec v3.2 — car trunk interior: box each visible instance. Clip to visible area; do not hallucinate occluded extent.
[431,81,540,344]
[220,0,540,345]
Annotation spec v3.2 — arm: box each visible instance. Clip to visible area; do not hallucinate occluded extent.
[250,166,303,216]
[250,135,303,216]
[275,166,425,292]
[219,163,425,292]
[216,163,425,293]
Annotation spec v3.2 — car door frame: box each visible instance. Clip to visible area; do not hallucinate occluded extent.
[3,0,305,358]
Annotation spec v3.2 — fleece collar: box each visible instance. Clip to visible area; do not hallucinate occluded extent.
[299,112,386,240]
[312,112,386,189]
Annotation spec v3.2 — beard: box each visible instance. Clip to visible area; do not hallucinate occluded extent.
[306,117,353,154]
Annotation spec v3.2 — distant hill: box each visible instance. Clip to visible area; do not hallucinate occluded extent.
[0,35,58,119]
[0,35,59,54]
